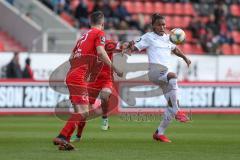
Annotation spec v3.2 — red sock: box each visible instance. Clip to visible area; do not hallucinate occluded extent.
[76,119,86,137]
[59,113,82,139]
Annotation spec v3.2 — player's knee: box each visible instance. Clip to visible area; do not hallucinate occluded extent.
[167,72,177,80]
[100,91,111,102]
[101,97,109,107]
[168,78,178,90]
[73,104,89,117]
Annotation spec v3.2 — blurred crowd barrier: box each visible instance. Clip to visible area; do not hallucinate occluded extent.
[1,52,240,81]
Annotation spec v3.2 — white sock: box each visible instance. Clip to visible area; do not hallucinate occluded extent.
[157,108,174,135]
[168,89,180,114]
[102,117,108,123]
[164,90,179,115]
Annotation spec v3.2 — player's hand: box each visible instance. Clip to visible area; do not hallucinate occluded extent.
[121,42,129,50]
[185,58,191,68]
[121,42,130,55]
[121,41,134,56]
[121,49,131,56]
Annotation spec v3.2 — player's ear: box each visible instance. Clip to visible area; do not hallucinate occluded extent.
[101,22,104,29]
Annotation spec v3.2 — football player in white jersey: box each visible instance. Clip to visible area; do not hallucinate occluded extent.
[124,14,191,143]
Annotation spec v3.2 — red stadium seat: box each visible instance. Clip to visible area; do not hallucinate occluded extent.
[193,44,204,54]
[154,2,164,14]
[174,3,184,15]
[183,16,191,28]
[232,44,240,55]
[165,16,173,28]
[200,16,209,23]
[144,15,151,24]
[183,3,195,16]
[132,1,144,14]
[178,44,184,51]
[173,16,182,28]
[0,41,4,51]
[183,43,193,54]
[170,16,190,28]
[221,44,232,55]
[123,1,134,13]
[185,30,193,42]
[60,12,75,26]
[70,0,80,11]
[232,31,240,43]
[87,0,94,13]
[164,3,174,15]
[171,16,190,28]
[230,4,240,17]
[144,2,154,14]
[0,31,25,52]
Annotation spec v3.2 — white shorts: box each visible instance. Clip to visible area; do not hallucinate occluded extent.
[148,65,173,94]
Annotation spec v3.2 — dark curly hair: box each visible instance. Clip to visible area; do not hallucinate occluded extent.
[151,13,165,25]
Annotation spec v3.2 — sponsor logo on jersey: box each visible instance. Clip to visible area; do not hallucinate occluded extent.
[101,37,106,44]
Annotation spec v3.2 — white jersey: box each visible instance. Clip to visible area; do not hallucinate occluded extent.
[134,32,176,70]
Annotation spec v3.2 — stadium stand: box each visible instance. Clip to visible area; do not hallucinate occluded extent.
[0,30,26,52]
[35,0,240,55]
[1,0,240,54]
[230,3,240,16]
[0,0,42,52]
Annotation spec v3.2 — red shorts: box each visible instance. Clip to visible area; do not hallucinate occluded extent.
[66,67,89,105]
[88,80,113,105]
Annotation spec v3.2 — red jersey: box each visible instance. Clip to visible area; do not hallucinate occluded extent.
[87,40,119,104]
[70,28,105,70]
[91,40,118,82]
[65,28,105,105]
[97,52,114,81]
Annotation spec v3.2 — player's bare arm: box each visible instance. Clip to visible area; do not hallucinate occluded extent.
[113,42,128,52]
[97,46,123,77]
[172,47,191,67]
[122,41,138,55]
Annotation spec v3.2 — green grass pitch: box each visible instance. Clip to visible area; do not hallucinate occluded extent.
[0,114,240,160]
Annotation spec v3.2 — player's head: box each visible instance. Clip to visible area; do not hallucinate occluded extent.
[151,13,166,36]
[90,11,105,30]
[25,57,31,65]
[12,52,19,63]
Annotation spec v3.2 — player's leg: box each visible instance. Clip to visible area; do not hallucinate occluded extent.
[148,69,172,142]
[53,103,89,150]
[99,87,112,130]
[70,104,89,144]
[153,72,189,142]
[153,107,174,142]
[53,80,89,150]
[70,83,102,142]
[166,72,189,122]
[165,72,179,114]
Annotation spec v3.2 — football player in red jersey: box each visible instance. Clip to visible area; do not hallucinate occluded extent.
[53,11,123,151]
[70,40,126,142]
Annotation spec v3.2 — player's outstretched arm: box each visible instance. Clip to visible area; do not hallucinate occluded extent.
[122,41,138,55]
[172,47,191,67]
[97,46,123,77]
[110,42,128,53]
